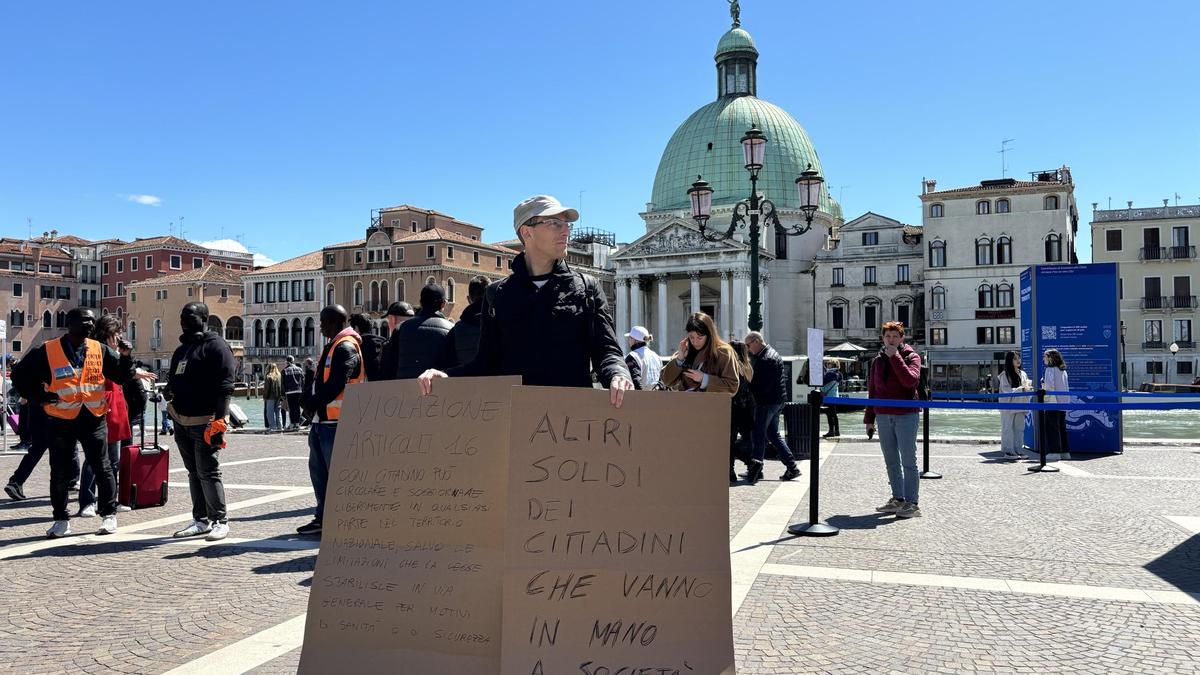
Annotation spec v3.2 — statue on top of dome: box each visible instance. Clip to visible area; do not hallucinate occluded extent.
[728,0,741,28]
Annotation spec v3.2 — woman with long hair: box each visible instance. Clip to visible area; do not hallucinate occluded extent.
[728,340,756,484]
[660,312,739,393]
[1041,348,1070,457]
[998,351,1032,459]
[263,363,284,432]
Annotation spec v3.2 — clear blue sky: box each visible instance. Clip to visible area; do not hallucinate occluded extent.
[3,1,1198,264]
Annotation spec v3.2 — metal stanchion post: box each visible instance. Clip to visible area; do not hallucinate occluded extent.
[1028,388,1059,473]
[788,390,839,537]
[920,386,941,479]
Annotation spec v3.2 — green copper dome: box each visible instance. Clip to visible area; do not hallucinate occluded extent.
[715,27,757,58]
[650,95,831,213]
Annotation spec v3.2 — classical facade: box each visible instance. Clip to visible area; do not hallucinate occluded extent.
[323,205,516,331]
[814,213,924,350]
[0,239,81,357]
[99,235,253,317]
[242,251,324,375]
[919,168,1078,389]
[1091,200,1200,388]
[125,264,245,373]
[611,12,840,354]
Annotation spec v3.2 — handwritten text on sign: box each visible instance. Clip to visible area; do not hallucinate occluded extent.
[502,387,735,675]
[299,377,519,674]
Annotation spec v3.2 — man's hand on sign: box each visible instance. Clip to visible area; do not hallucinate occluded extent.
[417,369,447,396]
[609,375,633,408]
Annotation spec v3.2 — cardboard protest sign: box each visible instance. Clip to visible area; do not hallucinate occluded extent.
[299,376,520,674]
[502,387,735,675]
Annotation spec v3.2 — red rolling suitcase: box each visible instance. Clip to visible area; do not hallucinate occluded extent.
[119,394,169,509]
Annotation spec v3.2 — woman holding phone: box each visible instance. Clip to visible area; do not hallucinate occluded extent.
[661,312,739,394]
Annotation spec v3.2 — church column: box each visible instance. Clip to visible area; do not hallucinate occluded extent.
[656,273,669,351]
[616,277,630,345]
[719,270,731,340]
[630,276,644,330]
[761,273,771,343]
[732,269,749,338]
[689,271,701,315]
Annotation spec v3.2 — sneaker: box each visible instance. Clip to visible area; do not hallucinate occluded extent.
[173,520,212,538]
[744,461,764,485]
[46,520,71,538]
[4,481,26,501]
[206,522,230,541]
[115,504,132,512]
[780,467,801,481]
[296,520,323,535]
[9,442,29,450]
[896,502,923,519]
[78,503,97,518]
[875,497,904,513]
[97,514,118,535]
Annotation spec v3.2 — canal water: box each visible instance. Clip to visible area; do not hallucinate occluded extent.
[228,393,1200,441]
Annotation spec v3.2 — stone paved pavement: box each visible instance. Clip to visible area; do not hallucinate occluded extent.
[1,433,1197,674]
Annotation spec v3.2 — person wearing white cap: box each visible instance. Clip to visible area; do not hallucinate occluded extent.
[419,195,633,406]
[624,326,662,390]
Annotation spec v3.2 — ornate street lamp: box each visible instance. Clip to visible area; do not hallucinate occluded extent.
[1119,321,1128,390]
[686,126,825,332]
[1170,341,1180,385]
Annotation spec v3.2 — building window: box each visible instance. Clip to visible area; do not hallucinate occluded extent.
[12,282,21,297]
[56,286,70,299]
[355,251,363,265]
[193,257,203,269]
[496,256,503,268]
[473,251,480,265]
[116,259,124,273]
[931,286,946,310]
[1180,361,1194,375]
[930,203,944,219]
[446,246,454,260]
[186,287,193,297]
[40,285,53,299]
[446,278,455,302]
[354,282,363,307]
[411,220,419,232]
[1146,361,1164,375]
[1175,319,1193,343]
[266,283,276,303]
[115,282,123,296]
[130,292,137,302]
[146,255,153,269]
[831,303,845,330]
[11,340,19,352]
[996,198,1010,214]
[929,241,946,268]
[170,255,181,269]
[998,326,1015,344]
[864,302,879,330]
[976,200,991,215]
[220,288,229,299]
[976,326,995,344]
[42,311,52,328]
[863,266,877,285]
[305,280,314,301]
[102,284,109,297]
[427,245,435,259]
[978,283,994,308]
[8,310,23,327]
[997,283,1014,307]
[1044,195,1060,210]
[897,264,910,284]
[131,257,138,272]
[976,238,993,265]
[254,283,263,303]
[996,236,1012,264]
[1106,230,1123,252]
[1045,233,1063,262]
[325,253,335,266]
[831,267,844,286]
[326,284,335,305]
[396,247,405,261]
[292,280,301,301]
[896,303,911,328]
[1146,319,1163,344]
[279,280,289,302]
[862,232,879,246]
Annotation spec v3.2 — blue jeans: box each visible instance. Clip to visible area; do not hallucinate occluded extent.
[878,413,920,503]
[753,403,796,468]
[265,399,281,430]
[80,441,122,509]
[307,423,338,523]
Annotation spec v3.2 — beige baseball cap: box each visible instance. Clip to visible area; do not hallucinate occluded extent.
[513,195,579,233]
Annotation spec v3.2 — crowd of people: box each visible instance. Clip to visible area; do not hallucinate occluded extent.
[13,193,1077,538]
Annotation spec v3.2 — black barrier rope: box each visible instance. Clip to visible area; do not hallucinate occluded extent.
[787,390,839,537]
[920,385,941,480]
[1028,388,1059,473]
[823,396,1200,411]
[933,390,1200,400]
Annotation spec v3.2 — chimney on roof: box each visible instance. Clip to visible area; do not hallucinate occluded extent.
[50,229,57,240]
[923,179,936,194]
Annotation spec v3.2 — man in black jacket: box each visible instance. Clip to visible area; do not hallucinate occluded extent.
[298,304,363,535]
[392,284,455,379]
[419,195,632,405]
[282,355,305,431]
[447,277,487,366]
[165,302,238,541]
[378,301,415,381]
[745,331,800,482]
[11,308,135,537]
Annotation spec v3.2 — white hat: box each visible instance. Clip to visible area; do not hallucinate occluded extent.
[624,325,651,342]
[513,195,579,233]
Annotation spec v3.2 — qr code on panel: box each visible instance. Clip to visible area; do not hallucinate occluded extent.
[1041,325,1056,340]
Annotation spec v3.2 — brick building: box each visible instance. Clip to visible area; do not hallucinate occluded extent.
[100,236,254,318]
[0,239,83,357]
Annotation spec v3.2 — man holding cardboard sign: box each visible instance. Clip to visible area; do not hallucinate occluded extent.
[418,195,632,406]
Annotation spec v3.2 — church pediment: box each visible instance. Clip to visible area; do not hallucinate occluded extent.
[613,220,748,260]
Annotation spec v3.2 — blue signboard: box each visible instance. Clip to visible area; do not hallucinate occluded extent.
[1021,263,1122,453]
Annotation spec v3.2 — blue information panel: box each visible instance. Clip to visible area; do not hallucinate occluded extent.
[1021,263,1122,453]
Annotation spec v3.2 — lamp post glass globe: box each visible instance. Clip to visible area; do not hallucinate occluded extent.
[1171,342,1180,354]
[688,176,713,226]
[795,163,824,225]
[740,126,767,172]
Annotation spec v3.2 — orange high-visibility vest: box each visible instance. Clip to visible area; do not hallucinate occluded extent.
[321,333,364,422]
[44,338,109,419]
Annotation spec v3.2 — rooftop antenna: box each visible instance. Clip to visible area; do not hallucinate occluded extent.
[1107,197,1112,209]
[178,216,186,240]
[998,138,1015,178]
[578,190,586,227]
[836,186,850,203]
[26,217,32,240]
[1175,193,1181,207]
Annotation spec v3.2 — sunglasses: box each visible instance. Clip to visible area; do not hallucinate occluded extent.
[525,218,573,231]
